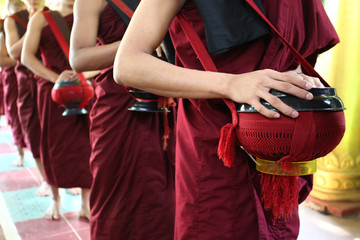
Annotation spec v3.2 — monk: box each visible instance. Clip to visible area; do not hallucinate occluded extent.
[70,0,175,239]
[114,0,339,239]
[4,0,53,197]
[0,14,26,165]
[21,0,93,220]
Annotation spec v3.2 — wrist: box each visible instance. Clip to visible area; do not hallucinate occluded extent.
[217,72,235,99]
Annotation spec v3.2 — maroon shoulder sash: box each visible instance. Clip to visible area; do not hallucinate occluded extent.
[42,10,88,108]
[9,10,29,38]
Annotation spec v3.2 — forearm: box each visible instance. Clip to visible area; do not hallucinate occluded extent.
[70,41,120,72]
[22,54,58,83]
[8,36,24,60]
[0,55,17,67]
[114,50,229,99]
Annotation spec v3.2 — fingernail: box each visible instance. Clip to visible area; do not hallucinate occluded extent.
[274,112,280,118]
[306,93,313,100]
[305,83,312,89]
[291,111,299,118]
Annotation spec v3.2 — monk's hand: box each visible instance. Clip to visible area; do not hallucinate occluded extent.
[227,69,313,119]
[155,45,163,58]
[294,65,324,87]
[56,70,79,83]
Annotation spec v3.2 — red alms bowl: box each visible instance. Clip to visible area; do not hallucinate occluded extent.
[51,79,94,116]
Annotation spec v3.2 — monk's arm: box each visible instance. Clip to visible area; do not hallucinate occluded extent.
[114,0,314,119]
[4,17,24,60]
[21,12,58,83]
[70,0,120,72]
[0,33,17,67]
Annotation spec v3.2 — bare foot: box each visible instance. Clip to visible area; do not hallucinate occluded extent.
[11,157,24,167]
[67,187,81,195]
[44,200,61,221]
[36,181,52,197]
[79,207,90,221]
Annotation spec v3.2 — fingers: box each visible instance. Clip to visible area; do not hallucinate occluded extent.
[250,91,299,119]
[155,46,162,58]
[268,70,312,90]
[300,74,324,87]
[58,70,78,82]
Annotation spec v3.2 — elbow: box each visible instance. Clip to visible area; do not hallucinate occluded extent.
[69,50,87,73]
[21,53,30,68]
[9,50,20,61]
[69,55,82,73]
[113,52,130,86]
[113,65,126,86]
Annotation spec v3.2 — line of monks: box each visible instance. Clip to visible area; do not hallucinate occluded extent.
[0,0,339,239]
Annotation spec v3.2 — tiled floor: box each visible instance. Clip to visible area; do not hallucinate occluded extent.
[0,115,359,240]
[0,116,90,240]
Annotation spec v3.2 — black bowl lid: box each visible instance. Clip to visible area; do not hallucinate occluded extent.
[237,87,346,112]
[129,90,159,100]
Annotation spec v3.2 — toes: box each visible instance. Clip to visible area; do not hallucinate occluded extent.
[67,188,81,195]
[36,182,52,197]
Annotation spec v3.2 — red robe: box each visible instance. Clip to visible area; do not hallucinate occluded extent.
[1,66,26,148]
[89,4,175,239]
[15,64,41,158]
[169,1,339,239]
[37,13,92,188]
[0,71,4,115]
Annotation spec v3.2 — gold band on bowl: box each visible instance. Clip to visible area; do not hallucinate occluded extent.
[255,158,317,176]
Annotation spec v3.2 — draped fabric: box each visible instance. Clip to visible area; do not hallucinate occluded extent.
[37,13,92,188]
[1,67,26,148]
[11,9,41,159]
[169,0,338,239]
[15,65,41,158]
[89,4,175,239]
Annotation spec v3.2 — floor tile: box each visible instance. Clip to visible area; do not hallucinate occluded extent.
[0,169,39,192]
[15,218,77,240]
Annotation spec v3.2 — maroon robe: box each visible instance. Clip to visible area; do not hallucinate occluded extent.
[169,1,339,239]
[10,9,41,158]
[14,65,41,158]
[37,13,92,188]
[1,66,26,148]
[89,4,175,239]
[0,71,4,115]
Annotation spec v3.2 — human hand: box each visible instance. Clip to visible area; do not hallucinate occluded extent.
[294,65,324,87]
[155,45,163,58]
[227,69,314,119]
[55,70,78,83]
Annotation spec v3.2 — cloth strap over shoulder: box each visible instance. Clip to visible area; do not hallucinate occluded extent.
[106,0,139,26]
[42,10,86,84]
[106,0,175,63]
[9,10,29,38]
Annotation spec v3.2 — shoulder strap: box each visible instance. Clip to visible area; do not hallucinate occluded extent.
[9,14,27,29]
[175,12,239,167]
[9,11,29,38]
[106,0,138,26]
[107,0,175,63]
[42,11,85,81]
[42,10,88,109]
[47,11,71,44]
[244,0,328,86]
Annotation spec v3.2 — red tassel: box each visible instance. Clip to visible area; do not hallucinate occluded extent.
[158,97,176,150]
[218,123,237,167]
[260,156,299,220]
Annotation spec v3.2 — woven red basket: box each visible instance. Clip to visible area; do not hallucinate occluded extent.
[236,88,345,218]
